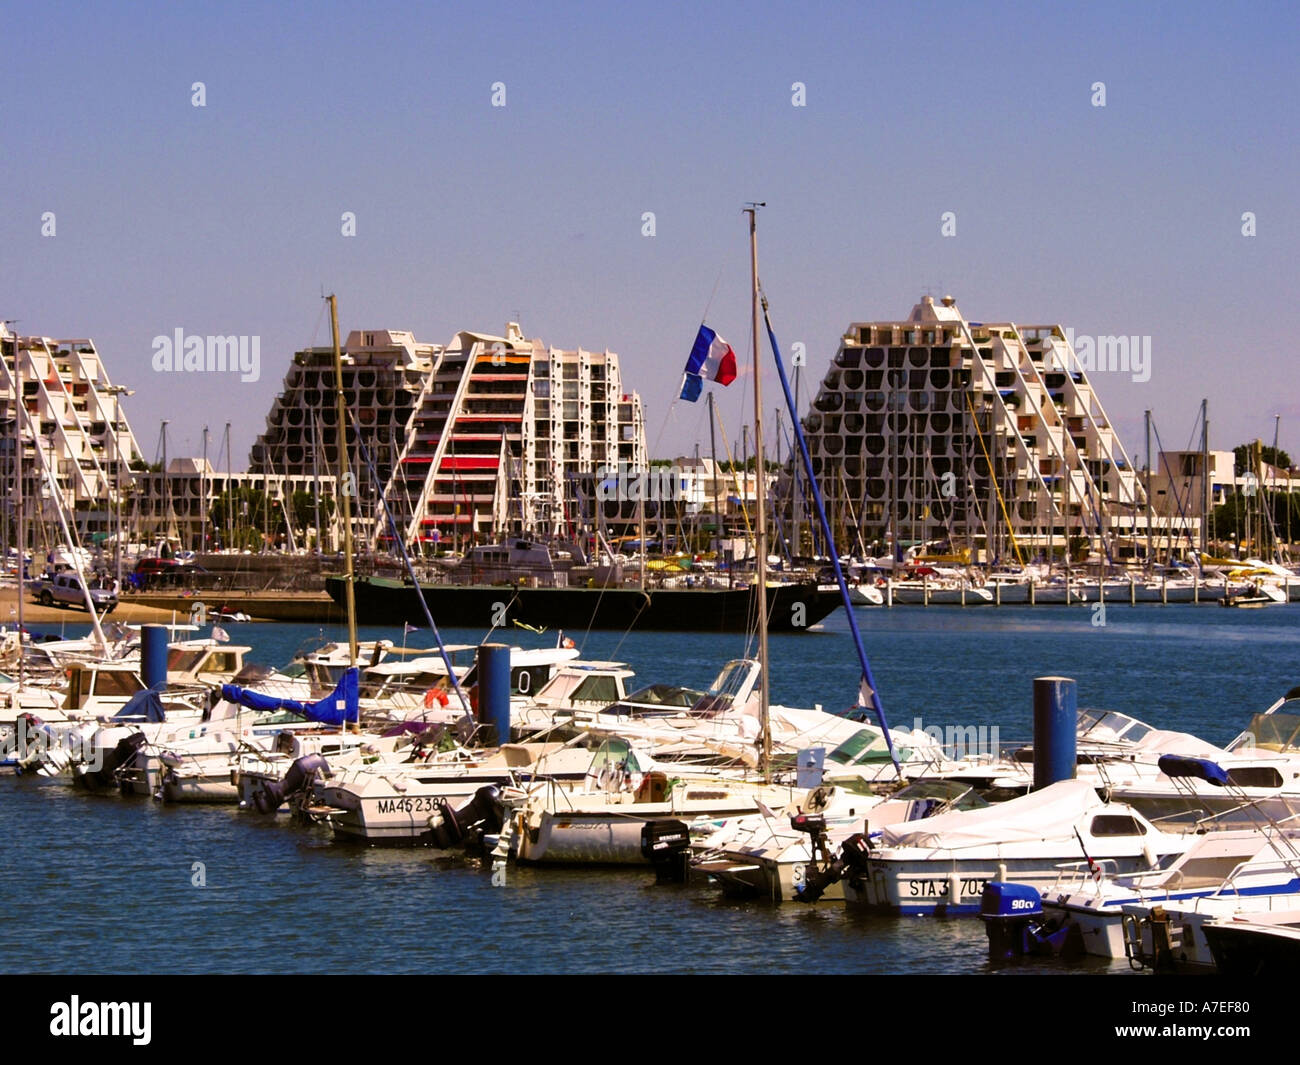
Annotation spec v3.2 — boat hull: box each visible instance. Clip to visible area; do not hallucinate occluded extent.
[848,855,1163,915]
[331,576,842,632]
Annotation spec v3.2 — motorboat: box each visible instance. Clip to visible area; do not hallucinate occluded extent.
[841,778,1189,914]
[690,778,991,902]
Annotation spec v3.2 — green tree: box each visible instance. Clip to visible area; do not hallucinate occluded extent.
[1233,443,1292,476]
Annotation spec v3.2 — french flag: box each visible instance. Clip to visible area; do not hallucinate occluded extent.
[680,325,737,402]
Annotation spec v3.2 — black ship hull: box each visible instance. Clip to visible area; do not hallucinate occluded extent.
[328,576,842,632]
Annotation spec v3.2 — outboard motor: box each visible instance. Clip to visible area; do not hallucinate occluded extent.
[795,830,870,904]
[428,785,504,849]
[980,882,1077,959]
[80,732,147,791]
[641,819,691,883]
[253,753,330,814]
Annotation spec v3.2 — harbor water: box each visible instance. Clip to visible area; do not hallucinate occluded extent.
[3,605,1296,975]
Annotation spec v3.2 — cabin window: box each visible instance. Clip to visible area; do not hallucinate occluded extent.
[569,674,621,705]
[1225,766,1284,789]
[512,666,549,696]
[167,648,206,672]
[205,653,237,673]
[93,671,144,697]
[1089,814,1146,837]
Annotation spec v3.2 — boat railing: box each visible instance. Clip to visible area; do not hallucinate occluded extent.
[1211,854,1300,901]
[1047,858,1125,896]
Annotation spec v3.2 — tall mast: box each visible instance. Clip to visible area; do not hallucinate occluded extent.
[1144,409,1153,570]
[1270,415,1281,563]
[791,362,802,559]
[10,329,25,688]
[224,423,233,551]
[708,392,725,588]
[1200,399,1210,556]
[328,295,358,668]
[200,425,208,554]
[745,203,771,783]
[160,419,170,545]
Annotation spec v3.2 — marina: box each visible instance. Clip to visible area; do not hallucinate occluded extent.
[2,4,1295,1027]
[2,605,1297,975]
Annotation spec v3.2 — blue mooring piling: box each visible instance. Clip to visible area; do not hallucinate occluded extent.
[141,624,168,689]
[1032,675,1077,788]
[476,642,511,746]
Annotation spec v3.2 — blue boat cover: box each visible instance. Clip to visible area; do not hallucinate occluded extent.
[111,687,168,723]
[1157,754,1229,786]
[221,668,359,725]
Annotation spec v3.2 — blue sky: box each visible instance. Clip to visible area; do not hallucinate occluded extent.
[3,0,1296,468]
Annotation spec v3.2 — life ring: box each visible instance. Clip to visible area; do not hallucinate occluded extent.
[423,687,449,710]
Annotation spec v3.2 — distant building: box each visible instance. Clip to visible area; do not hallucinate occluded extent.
[800,296,1147,563]
[0,323,140,543]
[248,324,647,550]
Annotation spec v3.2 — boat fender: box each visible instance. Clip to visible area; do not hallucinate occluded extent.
[948,872,963,905]
[1142,840,1159,869]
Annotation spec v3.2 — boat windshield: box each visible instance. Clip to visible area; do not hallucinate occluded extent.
[827,726,897,766]
[567,673,623,706]
[691,660,757,716]
[624,684,701,708]
[1242,711,1300,753]
[1078,709,1151,745]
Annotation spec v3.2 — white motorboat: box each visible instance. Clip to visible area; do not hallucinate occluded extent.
[1034,823,1300,964]
[842,778,1189,914]
[691,778,991,902]
[305,738,594,844]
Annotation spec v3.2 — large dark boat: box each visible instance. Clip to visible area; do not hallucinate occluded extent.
[327,573,842,632]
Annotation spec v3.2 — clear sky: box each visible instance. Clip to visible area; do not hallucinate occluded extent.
[3,0,1296,470]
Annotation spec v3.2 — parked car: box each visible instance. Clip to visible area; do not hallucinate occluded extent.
[30,571,119,614]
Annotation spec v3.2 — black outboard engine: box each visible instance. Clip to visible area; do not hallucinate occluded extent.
[795,830,871,904]
[641,819,691,883]
[428,785,504,849]
[980,882,1078,959]
[81,732,148,791]
[253,753,330,814]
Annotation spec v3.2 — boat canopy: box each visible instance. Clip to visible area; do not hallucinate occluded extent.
[877,778,1105,849]
[221,667,359,725]
[1157,755,1229,786]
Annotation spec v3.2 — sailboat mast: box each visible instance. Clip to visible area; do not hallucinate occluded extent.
[10,330,25,688]
[200,426,208,554]
[328,295,358,668]
[745,203,771,783]
[1144,409,1153,570]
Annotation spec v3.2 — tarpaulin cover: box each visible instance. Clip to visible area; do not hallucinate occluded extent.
[221,667,358,724]
[877,778,1105,850]
[111,687,168,723]
[1157,754,1229,786]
